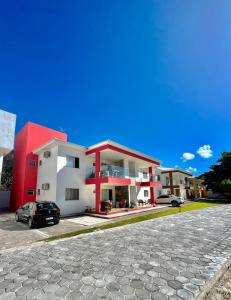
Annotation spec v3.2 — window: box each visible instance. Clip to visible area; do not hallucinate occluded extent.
[43,151,51,158]
[158,195,169,199]
[155,175,161,182]
[29,160,36,167]
[42,183,50,190]
[37,189,40,195]
[39,160,42,166]
[37,202,58,209]
[66,156,79,168]
[27,189,35,196]
[65,188,79,200]
[144,190,149,197]
[166,177,170,185]
[143,172,148,179]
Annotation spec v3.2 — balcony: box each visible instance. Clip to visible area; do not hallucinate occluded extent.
[135,173,161,187]
[86,165,131,185]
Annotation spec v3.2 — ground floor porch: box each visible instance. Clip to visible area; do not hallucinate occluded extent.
[88,184,161,214]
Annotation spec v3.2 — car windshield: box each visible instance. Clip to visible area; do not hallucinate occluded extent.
[37,202,57,209]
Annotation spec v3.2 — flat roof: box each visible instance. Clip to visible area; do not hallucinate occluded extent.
[87,140,162,165]
[158,167,193,176]
[33,138,86,154]
[33,138,162,165]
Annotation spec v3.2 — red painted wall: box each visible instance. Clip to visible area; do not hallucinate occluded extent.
[11,122,67,210]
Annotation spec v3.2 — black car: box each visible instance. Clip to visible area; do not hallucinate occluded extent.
[15,201,60,229]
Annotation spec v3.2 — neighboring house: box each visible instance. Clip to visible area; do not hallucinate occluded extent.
[11,122,162,216]
[158,167,194,199]
[193,178,208,198]
[0,109,16,210]
[0,109,16,185]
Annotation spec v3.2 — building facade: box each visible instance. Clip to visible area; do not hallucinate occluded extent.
[159,167,194,199]
[11,122,162,216]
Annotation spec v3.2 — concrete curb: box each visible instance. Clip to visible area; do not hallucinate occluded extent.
[196,256,231,300]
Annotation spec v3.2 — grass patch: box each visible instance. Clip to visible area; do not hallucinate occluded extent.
[45,201,224,242]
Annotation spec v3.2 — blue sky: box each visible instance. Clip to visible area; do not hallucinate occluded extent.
[0,0,230,175]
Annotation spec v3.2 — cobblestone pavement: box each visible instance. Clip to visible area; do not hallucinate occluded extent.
[0,205,231,300]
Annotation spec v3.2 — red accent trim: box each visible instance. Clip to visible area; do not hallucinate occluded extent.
[149,167,155,205]
[95,183,101,213]
[150,187,155,206]
[86,144,160,165]
[148,167,153,181]
[95,151,101,213]
[86,177,131,185]
[135,181,162,187]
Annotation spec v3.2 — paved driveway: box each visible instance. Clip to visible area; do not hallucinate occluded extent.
[0,214,110,250]
[0,205,231,300]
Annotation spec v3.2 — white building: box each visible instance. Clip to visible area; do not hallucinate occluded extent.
[0,109,16,184]
[33,139,162,216]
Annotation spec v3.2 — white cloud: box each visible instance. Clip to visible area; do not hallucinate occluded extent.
[186,166,197,173]
[181,152,195,162]
[197,145,213,158]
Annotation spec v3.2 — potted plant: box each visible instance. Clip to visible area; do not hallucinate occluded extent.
[119,199,127,208]
[101,200,112,213]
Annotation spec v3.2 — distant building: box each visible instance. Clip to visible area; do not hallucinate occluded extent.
[0,109,16,185]
[158,167,194,199]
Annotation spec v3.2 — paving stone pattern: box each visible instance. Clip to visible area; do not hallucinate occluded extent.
[0,205,231,300]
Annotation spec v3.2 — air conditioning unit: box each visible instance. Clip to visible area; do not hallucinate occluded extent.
[42,183,50,190]
[43,151,51,158]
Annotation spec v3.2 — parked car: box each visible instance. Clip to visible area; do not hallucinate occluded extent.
[156,194,184,207]
[15,201,60,229]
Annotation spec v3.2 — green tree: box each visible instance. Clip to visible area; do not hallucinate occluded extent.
[220,179,231,194]
[0,151,14,191]
[199,152,231,193]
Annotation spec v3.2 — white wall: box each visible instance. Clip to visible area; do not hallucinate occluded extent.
[36,146,58,203]
[0,191,11,209]
[137,187,150,201]
[56,145,92,216]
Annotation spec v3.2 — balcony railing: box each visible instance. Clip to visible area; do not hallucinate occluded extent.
[86,165,129,179]
[136,174,161,182]
[86,165,161,183]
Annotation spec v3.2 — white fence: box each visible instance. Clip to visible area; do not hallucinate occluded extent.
[0,191,10,209]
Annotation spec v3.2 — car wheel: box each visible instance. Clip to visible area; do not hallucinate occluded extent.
[28,217,34,229]
[54,220,60,225]
[15,214,20,222]
[171,200,178,207]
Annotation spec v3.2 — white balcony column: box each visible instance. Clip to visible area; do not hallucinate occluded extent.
[123,158,130,178]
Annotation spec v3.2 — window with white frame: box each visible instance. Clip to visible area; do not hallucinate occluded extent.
[144,190,149,197]
[42,183,50,190]
[66,156,79,168]
[43,151,51,158]
[143,171,148,179]
[65,188,79,200]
